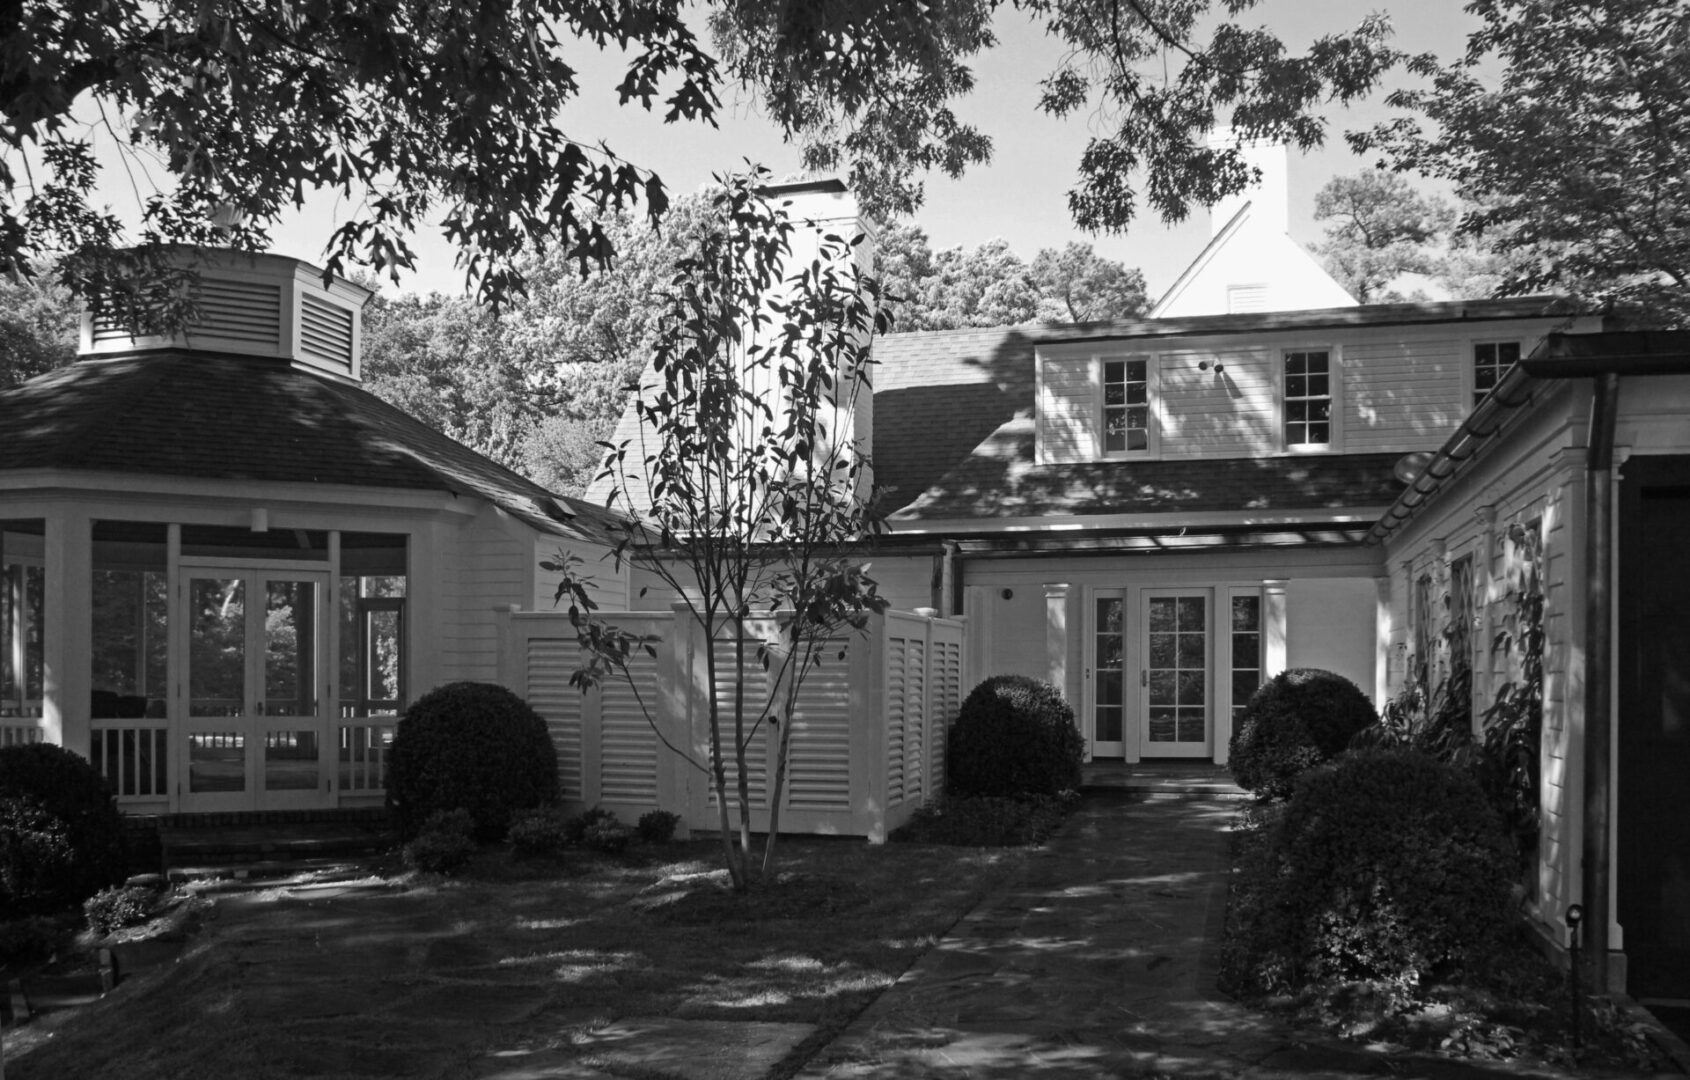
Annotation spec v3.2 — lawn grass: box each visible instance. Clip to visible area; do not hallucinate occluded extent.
[4,836,1026,1079]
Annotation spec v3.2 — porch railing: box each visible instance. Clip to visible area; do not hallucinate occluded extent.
[338,718,397,795]
[1,718,44,747]
[90,718,169,802]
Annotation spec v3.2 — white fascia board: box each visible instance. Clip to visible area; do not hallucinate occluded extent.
[0,469,478,517]
[885,505,1391,535]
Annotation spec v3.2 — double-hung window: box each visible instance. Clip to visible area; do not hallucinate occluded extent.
[1101,357,1151,454]
[1472,341,1521,406]
[1283,349,1333,449]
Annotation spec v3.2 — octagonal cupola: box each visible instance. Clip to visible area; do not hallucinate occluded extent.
[79,249,374,383]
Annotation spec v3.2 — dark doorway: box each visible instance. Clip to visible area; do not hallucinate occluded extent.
[1618,456,1690,999]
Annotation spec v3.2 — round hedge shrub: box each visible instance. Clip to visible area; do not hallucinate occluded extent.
[1228,668,1376,799]
[947,675,1083,797]
[1231,749,1515,996]
[387,681,559,842]
[0,743,126,917]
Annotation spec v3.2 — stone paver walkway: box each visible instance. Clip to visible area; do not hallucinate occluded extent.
[796,793,1639,1080]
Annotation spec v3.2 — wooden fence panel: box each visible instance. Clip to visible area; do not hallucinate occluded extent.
[498,606,968,839]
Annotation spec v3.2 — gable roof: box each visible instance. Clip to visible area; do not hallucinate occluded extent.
[1149,199,1355,318]
[0,351,620,543]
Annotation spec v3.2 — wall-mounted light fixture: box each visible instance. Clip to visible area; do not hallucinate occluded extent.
[1001,588,1014,600]
[250,507,269,533]
[1198,360,1226,374]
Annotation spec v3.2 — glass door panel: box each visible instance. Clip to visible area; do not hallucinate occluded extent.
[1142,591,1212,757]
[1091,594,1125,757]
[183,574,252,808]
[258,575,327,805]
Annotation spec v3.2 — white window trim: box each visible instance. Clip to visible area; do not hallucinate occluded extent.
[1095,352,1160,460]
[1467,337,1523,409]
[1280,344,1342,453]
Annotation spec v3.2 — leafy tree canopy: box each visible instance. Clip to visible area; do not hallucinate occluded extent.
[1357,0,1690,325]
[877,222,1147,330]
[1312,171,1454,303]
[4,0,1401,316]
[0,267,78,388]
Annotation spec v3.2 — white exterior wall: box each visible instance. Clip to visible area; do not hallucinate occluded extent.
[529,538,626,615]
[951,546,1384,762]
[1285,577,1380,691]
[868,553,937,613]
[1381,382,1586,938]
[1154,223,1355,318]
[1035,317,1587,465]
[439,505,535,685]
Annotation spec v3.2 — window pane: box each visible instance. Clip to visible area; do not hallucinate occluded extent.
[190,578,245,718]
[264,580,316,717]
[1176,597,1205,629]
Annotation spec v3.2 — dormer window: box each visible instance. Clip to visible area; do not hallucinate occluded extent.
[1102,358,1151,454]
[1283,349,1334,449]
[1473,341,1520,405]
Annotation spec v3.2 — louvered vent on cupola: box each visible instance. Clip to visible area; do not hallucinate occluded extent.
[80,249,372,382]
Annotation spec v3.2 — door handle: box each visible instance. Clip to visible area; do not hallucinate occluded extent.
[1141,670,1147,687]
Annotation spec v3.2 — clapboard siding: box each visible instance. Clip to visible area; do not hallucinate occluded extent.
[441,512,529,682]
[1035,317,1585,464]
[1344,338,1466,452]
[1037,354,1094,463]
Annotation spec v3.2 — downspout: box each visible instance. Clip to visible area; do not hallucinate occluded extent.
[941,540,963,617]
[1581,371,1620,995]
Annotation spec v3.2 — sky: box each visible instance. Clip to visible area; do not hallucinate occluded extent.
[245,1,1479,303]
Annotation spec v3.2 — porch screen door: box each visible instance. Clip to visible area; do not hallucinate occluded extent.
[1140,590,1212,758]
[181,569,328,810]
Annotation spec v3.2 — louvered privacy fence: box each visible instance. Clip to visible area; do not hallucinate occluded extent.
[497,605,966,841]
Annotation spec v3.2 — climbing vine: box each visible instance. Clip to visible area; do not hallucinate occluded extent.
[1477,521,1545,869]
[1366,520,1544,869]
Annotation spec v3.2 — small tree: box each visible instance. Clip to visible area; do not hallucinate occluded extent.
[547,170,890,891]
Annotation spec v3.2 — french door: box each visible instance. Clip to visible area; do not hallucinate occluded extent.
[1089,587,1215,760]
[180,568,330,811]
[1140,590,1213,758]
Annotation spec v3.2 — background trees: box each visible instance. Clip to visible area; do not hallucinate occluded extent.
[1312,172,1454,303]
[1358,0,1690,325]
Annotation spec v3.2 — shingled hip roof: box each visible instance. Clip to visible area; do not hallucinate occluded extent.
[0,352,620,543]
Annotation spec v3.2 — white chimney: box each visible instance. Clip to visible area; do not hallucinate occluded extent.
[1209,132,1290,238]
[759,180,878,509]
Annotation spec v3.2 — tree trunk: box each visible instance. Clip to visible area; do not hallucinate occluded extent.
[703,631,744,890]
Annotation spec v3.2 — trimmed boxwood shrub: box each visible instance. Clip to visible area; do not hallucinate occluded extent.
[403,809,476,875]
[947,675,1083,797]
[0,743,126,918]
[1227,749,1515,997]
[387,681,560,842]
[1229,668,1376,799]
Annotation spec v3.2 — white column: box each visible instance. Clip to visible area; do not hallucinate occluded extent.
[43,510,92,755]
[1263,579,1288,678]
[1044,583,1070,700]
